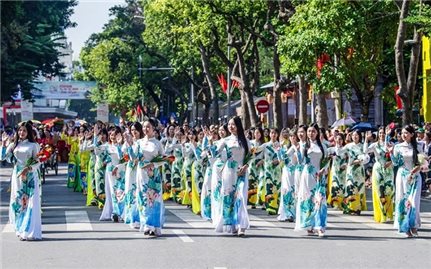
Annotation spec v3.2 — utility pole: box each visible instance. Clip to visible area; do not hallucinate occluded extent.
[190,66,196,126]
[137,61,175,120]
[227,45,231,118]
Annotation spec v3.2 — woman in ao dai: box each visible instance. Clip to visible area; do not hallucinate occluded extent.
[209,126,229,221]
[99,127,123,221]
[248,128,264,207]
[295,124,329,237]
[180,131,196,206]
[364,127,394,223]
[211,117,250,236]
[260,129,282,215]
[136,119,165,236]
[200,128,220,220]
[166,129,184,203]
[277,129,298,222]
[123,122,144,228]
[343,130,369,214]
[391,125,423,237]
[93,128,110,208]
[326,133,348,210]
[1,123,41,241]
[294,125,308,200]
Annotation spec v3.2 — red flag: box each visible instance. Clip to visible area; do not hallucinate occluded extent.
[316,53,330,78]
[232,80,239,89]
[394,86,403,109]
[217,74,228,94]
[136,103,143,116]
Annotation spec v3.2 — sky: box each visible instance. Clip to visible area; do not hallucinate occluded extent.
[64,0,125,60]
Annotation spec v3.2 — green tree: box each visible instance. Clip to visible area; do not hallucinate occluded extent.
[1,0,77,101]
[81,0,191,118]
[394,0,431,125]
[278,0,398,125]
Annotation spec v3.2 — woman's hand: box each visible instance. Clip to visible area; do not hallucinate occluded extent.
[384,161,392,169]
[143,162,155,170]
[238,164,248,176]
[125,133,133,146]
[1,132,10,146]
[256,160,264,168]
[316,168,325,179]
[112,167,118,177]
[85,131,92,140]
[352,160,361,166]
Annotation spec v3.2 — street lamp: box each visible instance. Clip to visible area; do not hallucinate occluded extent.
[137,62,195,123]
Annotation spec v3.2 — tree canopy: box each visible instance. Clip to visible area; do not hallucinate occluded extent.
[1,0,77,101]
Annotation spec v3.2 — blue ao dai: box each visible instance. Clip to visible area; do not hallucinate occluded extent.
[211,135,250,233]
[136,137,165,235]
[123,141,141,228]
[99,143,121,221]
[295,141,328,231]
[391,142,422,233]
[277,145,297,221]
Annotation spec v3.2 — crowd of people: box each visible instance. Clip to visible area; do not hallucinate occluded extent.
[1,117,431,241]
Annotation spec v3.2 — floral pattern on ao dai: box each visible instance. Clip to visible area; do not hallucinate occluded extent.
[365,141,394,223]
[343,142,369,214]
[277,145,297,221]
[391,142,422,233]
[211,135,250,233]
[136,138,165,234]
[295,142,328,231]
[123,141,141,228]
[1,140,42,240]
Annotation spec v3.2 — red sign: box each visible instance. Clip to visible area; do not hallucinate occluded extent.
[256,100,270,114]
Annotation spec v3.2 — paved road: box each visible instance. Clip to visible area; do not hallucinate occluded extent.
[1,165,430,269]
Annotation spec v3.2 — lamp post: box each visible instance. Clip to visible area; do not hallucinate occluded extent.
[137,61,174,119]
[227,45,231,118]
[137,62,195,124]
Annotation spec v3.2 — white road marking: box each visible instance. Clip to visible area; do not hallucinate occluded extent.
[214,267,228,269]
[249,215,277,228]
[172,229,194,243]
[65,211,92,231]
[167,206,213,228]
[2,224,14,233]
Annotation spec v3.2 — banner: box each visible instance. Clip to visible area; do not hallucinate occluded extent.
[423,36,431,122]
[20,100,33,122]
[97,103,109,122]
[32,81,96,100]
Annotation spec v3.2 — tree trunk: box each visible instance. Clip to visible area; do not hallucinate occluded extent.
[315,93,329,129]
[234,45,259,127]
[272,48,284,130]
[199,44,219,123]
[360,100,371,122]
[394,0,421,126]
[245,90,259,128]
[297,75,308,125]
[240,90,251,128]
[405,29,422,125]
[202,102,211,126]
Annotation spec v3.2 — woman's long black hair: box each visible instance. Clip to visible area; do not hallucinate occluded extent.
[404,125,419,166]
[232,116,249,154]
[12,122,36,153]
[304,123,325,161]
[131,121,144,139]
[255,127,265,145]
